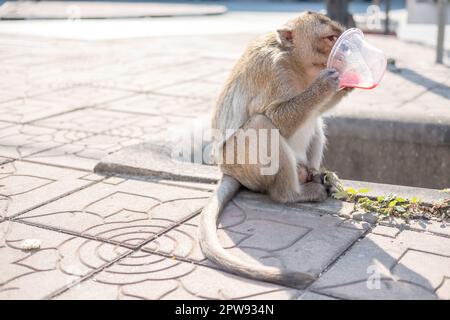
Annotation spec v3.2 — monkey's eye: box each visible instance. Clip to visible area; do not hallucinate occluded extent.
[327,35,338,43]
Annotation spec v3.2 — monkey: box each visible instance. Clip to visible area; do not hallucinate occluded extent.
[199,11,351,289]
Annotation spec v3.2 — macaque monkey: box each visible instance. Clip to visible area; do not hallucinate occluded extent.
[199,12,351,289]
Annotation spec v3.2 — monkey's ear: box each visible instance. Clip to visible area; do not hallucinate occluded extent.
[276,28,294,47]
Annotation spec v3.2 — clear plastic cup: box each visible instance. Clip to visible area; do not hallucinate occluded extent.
[327,28,387,90]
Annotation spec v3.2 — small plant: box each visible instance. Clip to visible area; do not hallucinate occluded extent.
[356,194,422,221]
[323,169,450,222]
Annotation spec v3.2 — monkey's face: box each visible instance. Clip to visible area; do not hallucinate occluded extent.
[291,12,345,72]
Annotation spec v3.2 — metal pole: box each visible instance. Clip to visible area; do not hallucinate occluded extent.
[384,0,391,35]
[436,0,448,64]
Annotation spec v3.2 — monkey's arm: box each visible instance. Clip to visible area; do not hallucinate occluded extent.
[320,87,353,113]
[263,69,339,137]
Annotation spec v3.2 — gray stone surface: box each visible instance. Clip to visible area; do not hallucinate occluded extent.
[312,226,450,299]
[0,221,130,299]
[17,179,209,248]
[55,250,299,300]
[96,142,221,183]
[0,161,92,219]
[0,87,131,124]
[143,193,368,276]
[0,124,91,159]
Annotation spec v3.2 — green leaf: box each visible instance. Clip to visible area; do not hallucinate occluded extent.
[389,200,397,208]
[346,187,357,195]
[395,197,406,203]
[358,188,369,194]
[358,197,369,203]
[377,196,385,202]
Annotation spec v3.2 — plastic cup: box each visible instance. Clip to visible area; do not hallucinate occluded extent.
[327,28,387,90]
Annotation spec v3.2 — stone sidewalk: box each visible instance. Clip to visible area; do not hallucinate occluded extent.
[0,30,449,299]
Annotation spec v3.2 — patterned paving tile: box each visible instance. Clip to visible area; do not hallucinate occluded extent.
[0,124,91,159]
[0,86,132,124]
[0,221,130,300]
[0,161,93,219]
[312,225,450,299]
[33,109,144,133]
[55,250,300,300]
[17,180,209,248]
[0,121,13,130]
[93,58,232,92]
[152,80,222,100]
[0,157,12,165]
[100,93,211,117]
[101,114,191,140]
[143,191,369,277]
[25,134,143,170]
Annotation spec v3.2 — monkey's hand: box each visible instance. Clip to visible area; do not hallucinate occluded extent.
[297,165,321,184]
[312,68,340,97]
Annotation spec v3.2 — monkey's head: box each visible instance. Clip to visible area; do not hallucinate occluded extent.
[276,11,345,73]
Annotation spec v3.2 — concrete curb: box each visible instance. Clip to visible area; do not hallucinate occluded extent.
[94,140,447,206]
[323,115,450,189]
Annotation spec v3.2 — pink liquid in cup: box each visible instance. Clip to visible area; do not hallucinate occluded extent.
[327,28,387,90]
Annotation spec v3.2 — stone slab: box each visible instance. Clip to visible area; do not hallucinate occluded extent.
[0,157,12,165]
[95,142,221,184]
[143,192,368,277]
[55,250,299,300]
[0,86,131,124]
[27,134,143,171]
[99,93,211,118]
[0,124,91,159]
[0,160,93,219]
[0,221,130,300]
[312,226,450,299]
[17,179,209,248]
[0,1,227,20]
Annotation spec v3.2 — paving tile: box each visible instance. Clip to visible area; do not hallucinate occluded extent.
[100,114,190,140]
[297,292,338,300]
[0,124,91,159]
[0,161,92,219]
[143,191,368,276]
[33,109,142,134]
[0,86,132,124]
[237,190,356,220]
[0,157,12,165]
[0,97,70,124]
[0,221,130,300]
[94,58,232,92]
[0,121,12,130]
[17,180,209,247]
[153,80,222,100]
[55,250,299,300]
[26,134,143,170]
[312,226,450,299]
[100,93,210,117]
[380,216,450,238]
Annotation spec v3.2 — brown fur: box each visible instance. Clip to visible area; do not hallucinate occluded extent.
[200,12,349,289]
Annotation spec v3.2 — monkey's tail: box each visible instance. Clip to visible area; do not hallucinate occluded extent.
[198,174,317,289]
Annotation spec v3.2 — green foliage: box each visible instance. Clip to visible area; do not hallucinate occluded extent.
[325,170,449,222]
[355,194,421,221]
